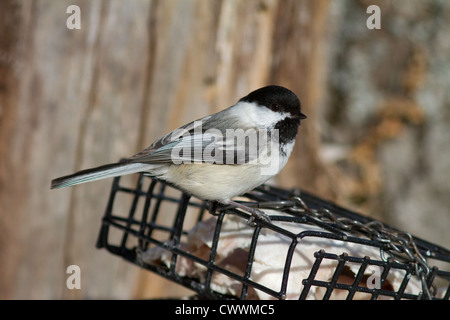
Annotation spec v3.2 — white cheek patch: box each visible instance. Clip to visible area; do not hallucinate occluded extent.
[229,101,290,128]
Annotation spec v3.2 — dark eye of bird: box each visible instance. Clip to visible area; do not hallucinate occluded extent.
[270,104,281,111]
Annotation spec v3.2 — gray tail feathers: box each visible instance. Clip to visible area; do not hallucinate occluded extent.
[50,161,152,189]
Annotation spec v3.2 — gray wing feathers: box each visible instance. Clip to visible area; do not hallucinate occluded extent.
[127,112,262,165]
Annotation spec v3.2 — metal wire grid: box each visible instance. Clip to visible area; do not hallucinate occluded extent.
[96,173,450,300]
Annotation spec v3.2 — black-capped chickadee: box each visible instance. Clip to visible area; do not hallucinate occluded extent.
[51,85,306,223]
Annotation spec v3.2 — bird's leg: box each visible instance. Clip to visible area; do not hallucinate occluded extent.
[206,200,219,215]
[227,200,272,225]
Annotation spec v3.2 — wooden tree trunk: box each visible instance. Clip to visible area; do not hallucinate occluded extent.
[0,0,330,299]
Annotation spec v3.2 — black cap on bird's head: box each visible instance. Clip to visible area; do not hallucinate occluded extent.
[239,85,307,121]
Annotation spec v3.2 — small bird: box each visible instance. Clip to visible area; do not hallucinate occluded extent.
[51,85,306,223]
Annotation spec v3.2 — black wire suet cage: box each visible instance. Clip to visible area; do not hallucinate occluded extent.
[96,173,450,300]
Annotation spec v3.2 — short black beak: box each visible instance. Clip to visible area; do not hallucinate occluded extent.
[293,112,307,120]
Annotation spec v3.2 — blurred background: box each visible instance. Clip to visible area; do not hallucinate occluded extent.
[1,0,449,299]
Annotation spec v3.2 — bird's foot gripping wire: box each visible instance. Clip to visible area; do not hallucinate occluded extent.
[211,200,271,226]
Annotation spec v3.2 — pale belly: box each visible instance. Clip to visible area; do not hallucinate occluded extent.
[161,163,274,202]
